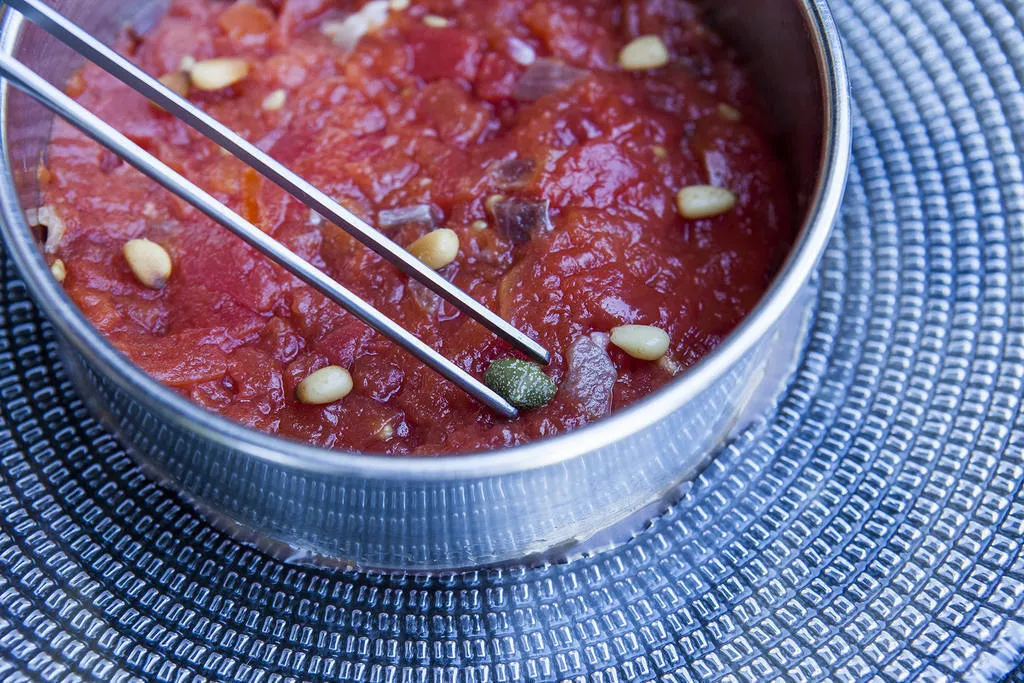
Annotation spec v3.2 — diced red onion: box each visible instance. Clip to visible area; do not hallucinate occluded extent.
[490,197,552,244]
[513,58,587,101]
[407,280,440,316]
[378,204,435,228]
[563,332,616,419]
[489,158,535,190]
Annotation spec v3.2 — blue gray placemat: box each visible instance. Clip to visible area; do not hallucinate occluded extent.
[1,0,1024,680]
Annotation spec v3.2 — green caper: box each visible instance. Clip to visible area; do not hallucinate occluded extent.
[483,358,557,410]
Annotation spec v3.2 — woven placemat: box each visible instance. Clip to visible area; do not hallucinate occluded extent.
[1,0,1024,680]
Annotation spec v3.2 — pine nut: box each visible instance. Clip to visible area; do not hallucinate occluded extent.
[407,228,459,269]
[471,220,488,231]
[375,421,395,440]
[152,72,190,112]
[485,194,505,215]
[123,238,172,289]
[423,15,449,28]
[262,89,287,111]
[610,325,670,361]
[179,55,197,72]
[189,57,250,91]
[652,145,668,159]
[50,259,66,283]
[676,185,736,219]
[296,366,353,405]
[159,71,190,98]
[389,0,409,9]
[618,36,669,71]
[718,103,741,121]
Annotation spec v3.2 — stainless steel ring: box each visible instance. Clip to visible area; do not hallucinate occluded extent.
[0,0,851,570]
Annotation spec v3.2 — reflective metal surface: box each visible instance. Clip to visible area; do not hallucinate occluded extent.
[0,0,850,569]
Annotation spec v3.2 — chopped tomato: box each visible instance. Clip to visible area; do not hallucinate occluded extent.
[44,0,792,454]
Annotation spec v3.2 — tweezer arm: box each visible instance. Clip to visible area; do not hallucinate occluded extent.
[5,0,551,366]
[0,51,519,418]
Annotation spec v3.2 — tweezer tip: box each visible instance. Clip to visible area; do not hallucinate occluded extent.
[528,343,552,366]
[497,404,519,420]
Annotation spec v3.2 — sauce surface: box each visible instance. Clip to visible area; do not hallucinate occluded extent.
[42,0,792,454]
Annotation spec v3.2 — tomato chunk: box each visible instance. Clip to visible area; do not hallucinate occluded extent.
[44,0,793,454]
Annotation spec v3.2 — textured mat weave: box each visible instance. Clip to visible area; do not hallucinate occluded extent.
[2,0,1024,680]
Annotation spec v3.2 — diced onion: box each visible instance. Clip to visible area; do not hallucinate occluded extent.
[489,158,535,190]
[490,197,552,244]
[321,0,389,52]
[513,58,587,101]
[407,280,440,316]
[563,332,616,419]
[378,204,435,228]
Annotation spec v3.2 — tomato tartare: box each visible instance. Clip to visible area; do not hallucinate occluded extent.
[38,0,792,454]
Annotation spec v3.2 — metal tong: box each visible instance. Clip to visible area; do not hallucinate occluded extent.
[0,0,552,418]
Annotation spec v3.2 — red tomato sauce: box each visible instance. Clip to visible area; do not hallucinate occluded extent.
[42,0,793,454]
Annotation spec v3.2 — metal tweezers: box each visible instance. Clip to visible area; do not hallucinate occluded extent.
[0,0,552,418]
